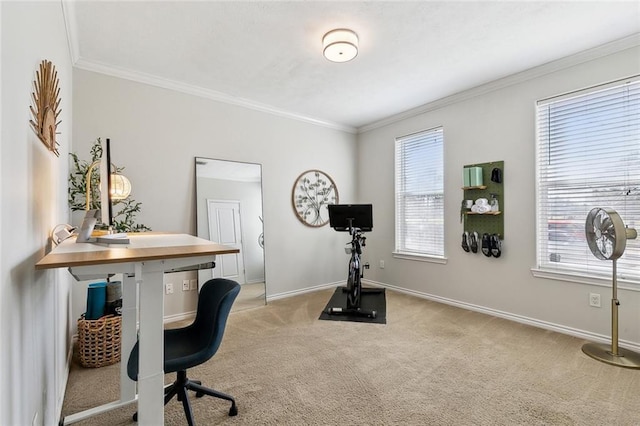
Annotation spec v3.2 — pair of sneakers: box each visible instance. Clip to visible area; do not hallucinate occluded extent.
[481,233,501,258]
[461,231,479,253]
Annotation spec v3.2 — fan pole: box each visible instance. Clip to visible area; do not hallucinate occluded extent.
[611,259,619,356]
[582,259,640,368]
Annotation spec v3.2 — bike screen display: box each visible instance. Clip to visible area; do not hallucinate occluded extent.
[328,204,373,232]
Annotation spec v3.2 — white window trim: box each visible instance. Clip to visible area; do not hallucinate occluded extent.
[530,268,640,292]
[534,75,640,285]
[394,126,445,258]
[393,251,448,264]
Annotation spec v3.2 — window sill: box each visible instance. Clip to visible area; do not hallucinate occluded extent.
[531,268,640,291]
[392,252,448,264]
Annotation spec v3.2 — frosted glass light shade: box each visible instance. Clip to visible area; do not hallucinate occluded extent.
[110,173,132,200]
[323,29,358,63]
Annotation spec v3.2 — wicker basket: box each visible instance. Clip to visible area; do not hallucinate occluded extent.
[77,314,122,368]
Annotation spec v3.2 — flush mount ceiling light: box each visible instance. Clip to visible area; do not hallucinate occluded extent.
[322,29,358,63]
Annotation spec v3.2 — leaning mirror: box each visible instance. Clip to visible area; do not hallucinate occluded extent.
[195,157,266,311]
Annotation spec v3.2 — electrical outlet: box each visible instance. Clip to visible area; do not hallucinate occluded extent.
[589,293,601,307]
[190,279,197,290]
[379,260,385,269]
[182,279,190,291]
[165,283,174,294]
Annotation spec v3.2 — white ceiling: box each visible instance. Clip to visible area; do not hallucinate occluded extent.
[66,1,640,132]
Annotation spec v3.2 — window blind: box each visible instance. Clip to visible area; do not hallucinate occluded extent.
[536,77,640,282]
[395,127,444,257]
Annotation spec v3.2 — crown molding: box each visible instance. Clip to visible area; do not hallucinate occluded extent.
[357,33,640,134]
[72,57,357,134]
[61,1,637,137]
[62,0,355,134]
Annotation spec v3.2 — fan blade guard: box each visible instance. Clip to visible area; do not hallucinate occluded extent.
[585,207,627,260]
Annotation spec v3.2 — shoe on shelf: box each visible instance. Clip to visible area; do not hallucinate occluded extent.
[491,234,502,258]
[470,231,479,253]
[481,233,492,257]
[462,232,470,252]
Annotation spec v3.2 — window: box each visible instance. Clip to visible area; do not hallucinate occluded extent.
[536,77,640,283]
[395,127,444,258]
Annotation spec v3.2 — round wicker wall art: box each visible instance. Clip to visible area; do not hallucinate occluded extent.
[292,170,338,227]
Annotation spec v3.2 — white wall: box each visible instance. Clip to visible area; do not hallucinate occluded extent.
[72,69,357,299]
[1,2,73,425]
[358,45,640,347]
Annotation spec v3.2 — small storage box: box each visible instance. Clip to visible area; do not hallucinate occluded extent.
[77,314,122,368]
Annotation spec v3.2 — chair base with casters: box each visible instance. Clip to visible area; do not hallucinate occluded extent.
[132,370,237,422]
[127,278,241,425]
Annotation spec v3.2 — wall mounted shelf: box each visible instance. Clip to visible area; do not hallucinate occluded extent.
[462,160,504,239]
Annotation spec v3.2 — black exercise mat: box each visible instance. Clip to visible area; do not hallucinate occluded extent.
[319,287,386,324]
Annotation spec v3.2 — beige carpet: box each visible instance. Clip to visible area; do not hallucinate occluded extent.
[61,288,640,425]
[232,282,266,312]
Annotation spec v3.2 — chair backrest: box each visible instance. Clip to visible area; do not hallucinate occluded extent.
[190,278,241,361]
[127,278,240,380]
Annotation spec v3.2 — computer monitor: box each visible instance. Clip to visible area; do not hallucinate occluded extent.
[328,204,373,232]
[99,138,113,227]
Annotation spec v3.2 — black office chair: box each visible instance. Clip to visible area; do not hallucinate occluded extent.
[127,278,241,425]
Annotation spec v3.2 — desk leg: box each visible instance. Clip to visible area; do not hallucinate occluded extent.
[120,273,138,402]
[137,267,165,426]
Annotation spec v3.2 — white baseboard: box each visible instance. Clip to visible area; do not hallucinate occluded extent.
[266,280,345,302]
[362,279,640,352]
[164,311,196,324]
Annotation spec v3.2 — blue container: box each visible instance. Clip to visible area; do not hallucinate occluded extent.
[86,281,107,320]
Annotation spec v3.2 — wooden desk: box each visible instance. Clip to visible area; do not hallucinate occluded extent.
[36,233,238,425]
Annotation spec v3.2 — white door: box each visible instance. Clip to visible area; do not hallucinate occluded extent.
[207,200,245,284]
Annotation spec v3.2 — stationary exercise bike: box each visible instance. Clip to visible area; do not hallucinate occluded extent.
[325,204,381,319]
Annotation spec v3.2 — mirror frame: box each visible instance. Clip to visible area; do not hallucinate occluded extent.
[195,157,266,309]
